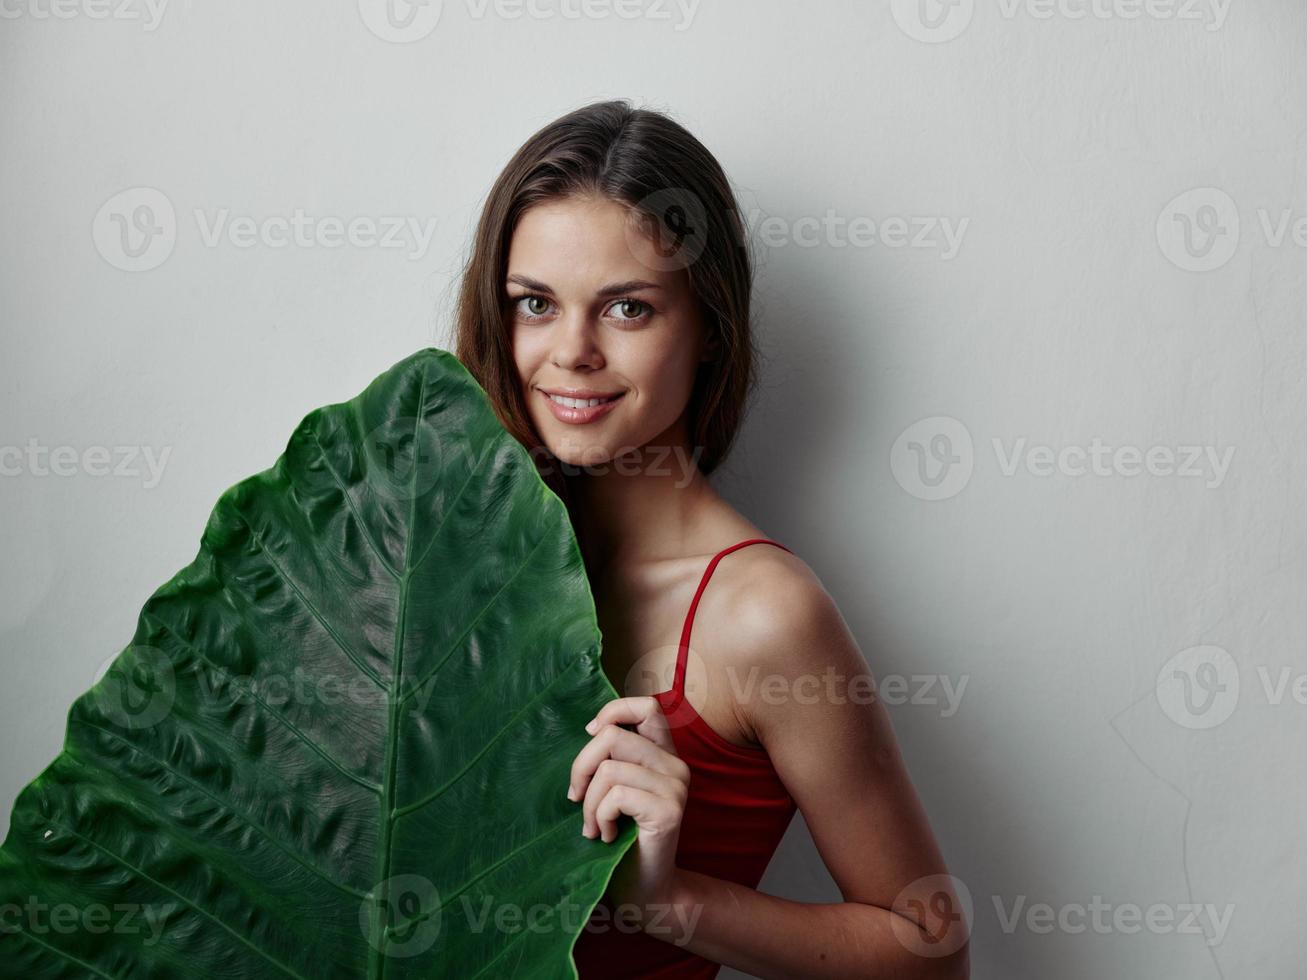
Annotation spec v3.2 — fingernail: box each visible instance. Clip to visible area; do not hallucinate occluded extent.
[584,719,597,734]
[566,785,576,801]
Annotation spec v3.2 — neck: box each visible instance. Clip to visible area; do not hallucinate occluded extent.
[562,430,716,577]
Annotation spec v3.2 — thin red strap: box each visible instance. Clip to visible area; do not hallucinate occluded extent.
[671,538,793,699]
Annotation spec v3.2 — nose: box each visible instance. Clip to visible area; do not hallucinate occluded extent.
[549,309,605,372]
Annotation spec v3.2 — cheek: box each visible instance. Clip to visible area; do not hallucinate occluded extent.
[510,329,543,386]
[616,341,699,428]
[639,336,699,400]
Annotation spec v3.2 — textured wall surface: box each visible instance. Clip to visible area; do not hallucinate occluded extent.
[1,2,1301,977]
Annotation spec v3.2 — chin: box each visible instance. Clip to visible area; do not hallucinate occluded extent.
[540,435,620,471]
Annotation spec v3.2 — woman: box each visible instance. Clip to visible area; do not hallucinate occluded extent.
[455,100,968,979]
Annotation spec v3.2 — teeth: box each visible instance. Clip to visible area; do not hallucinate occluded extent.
[548,393,616,409]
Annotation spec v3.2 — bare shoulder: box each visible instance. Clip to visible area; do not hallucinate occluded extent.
[710,547,961,956]
[722,546,857,661]
[710,546,871,732]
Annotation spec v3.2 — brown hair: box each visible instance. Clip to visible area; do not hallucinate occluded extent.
[453,99,758,500]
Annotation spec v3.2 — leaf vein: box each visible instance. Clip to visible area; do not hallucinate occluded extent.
[389,809,580,940]
[400,531,552,706]
[246,528,386,691]
[78,717,370,901]
[305,424,400,580]
[142,611,383,796]
[53,821,308,979]
[393,658,581,821]
[12,927,119,979]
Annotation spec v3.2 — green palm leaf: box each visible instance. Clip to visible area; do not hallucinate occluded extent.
[0,347,636,978]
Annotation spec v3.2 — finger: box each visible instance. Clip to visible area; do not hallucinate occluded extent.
[569,723,669,802]
[582,759,684,839]
[594,785,677,844]
[585,696,676,755]
[569,724,688,802]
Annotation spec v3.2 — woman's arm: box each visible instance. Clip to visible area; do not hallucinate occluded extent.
[657,571,970,979]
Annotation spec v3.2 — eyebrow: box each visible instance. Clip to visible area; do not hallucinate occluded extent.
[505,274,664,298]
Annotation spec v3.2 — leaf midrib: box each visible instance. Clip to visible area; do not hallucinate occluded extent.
[369,366,428,979]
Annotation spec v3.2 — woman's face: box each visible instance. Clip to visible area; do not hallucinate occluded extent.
[507,193,710,469]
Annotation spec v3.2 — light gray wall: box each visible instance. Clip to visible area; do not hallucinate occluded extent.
[1,2,1300,977]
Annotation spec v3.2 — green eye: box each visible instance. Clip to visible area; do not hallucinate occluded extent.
[525,296,549,316]
[610,299,649,321]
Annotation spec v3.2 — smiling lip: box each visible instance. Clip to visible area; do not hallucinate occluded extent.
[538,387,625,425]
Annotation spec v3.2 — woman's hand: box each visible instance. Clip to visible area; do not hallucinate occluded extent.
[568,695,690,924]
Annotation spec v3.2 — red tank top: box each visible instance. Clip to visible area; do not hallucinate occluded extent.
[571,539,799,979]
